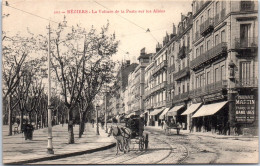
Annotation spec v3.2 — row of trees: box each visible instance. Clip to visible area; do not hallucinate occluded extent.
[2,19,119,144]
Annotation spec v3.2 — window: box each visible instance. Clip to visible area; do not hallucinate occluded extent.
[221,30,226,42]
[240,24,251,47]
[200,45,204,54]
[221,65,225,80]
[178,86,181,94]
[216,1,220,16]
[200,74,203,87]
[208,8,211,18]
[240,61,251,81]
[187,82,190,92]
[201,15,204,25]
[182,59,185,69]
[196,20,199,32]
[215,34,219,45]
[207,40,211,50]
[196,48,199,58]
[207,71,211,84]
[183,84,185,93]
[196,76,199,88]
[215,68,219,82]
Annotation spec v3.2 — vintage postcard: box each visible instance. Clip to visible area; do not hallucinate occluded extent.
[2,0,258,164]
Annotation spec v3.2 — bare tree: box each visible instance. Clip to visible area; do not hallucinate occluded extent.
[49,20,118,143]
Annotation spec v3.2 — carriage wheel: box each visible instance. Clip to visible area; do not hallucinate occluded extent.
[139,137,144,151]
[144,133,149,150]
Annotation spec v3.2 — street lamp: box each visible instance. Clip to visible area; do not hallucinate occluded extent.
[96,104,100,135]
[47,23,54,154]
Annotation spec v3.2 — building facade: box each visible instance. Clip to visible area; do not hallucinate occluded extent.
[120,0,258,135]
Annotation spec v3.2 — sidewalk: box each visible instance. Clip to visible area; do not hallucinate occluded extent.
[3,123,115,165]
[145,126,258,141]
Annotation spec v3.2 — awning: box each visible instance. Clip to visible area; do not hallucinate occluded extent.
[150,108,165,116]
[140,110,148,117]
[159,108,170,119]
[126,112,135,118]
[192,101,228,118]
[181,103,202,115]
[167,105,184,116]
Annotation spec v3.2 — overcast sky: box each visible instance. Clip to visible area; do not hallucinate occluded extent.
[3,0,192,63]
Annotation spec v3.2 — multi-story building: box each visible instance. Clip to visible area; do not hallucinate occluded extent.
[167,12,193,129]
[122,0,258,135]
[187,0,258,135]
[128,48,152,117]
[107,60,138,120]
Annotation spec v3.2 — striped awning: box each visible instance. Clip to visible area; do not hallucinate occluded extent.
[167,105,184,116]
[192,101,228,118]
[181,103,202,115]
[159,108,170,119]
[150,108,164,116]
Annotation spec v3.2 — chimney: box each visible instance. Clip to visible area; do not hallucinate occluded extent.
[156,42,162,52]
[126,60,130,66]
[172,23,176,35]
[181,13,185,21]
[140,47,146,56]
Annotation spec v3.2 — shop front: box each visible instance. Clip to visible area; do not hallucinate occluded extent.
[181,102,202,132]
[192,101,229,134]
[149,108,165,126]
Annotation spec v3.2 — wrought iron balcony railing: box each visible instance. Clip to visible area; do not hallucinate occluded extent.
[178,46,187,59]
[190,42,227,70]
[173,67,190,81]
[235,37,258,49]
[236,77,258,88]
[153,60,167,75]
[240,1,255,11]
[200,18,214,36]
[189,80,227,97]
[172,91,189,103]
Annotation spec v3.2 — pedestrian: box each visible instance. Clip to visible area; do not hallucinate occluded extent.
[91,119,94,128]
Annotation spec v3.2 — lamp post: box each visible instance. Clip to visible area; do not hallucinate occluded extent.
[96,104,100,135]
[47,23,54,154]
[104,92,108,133]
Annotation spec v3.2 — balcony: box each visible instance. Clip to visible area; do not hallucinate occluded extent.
[240,1,255,12]
[153,60,167,75]
[173,67,190,81]
[190,42,227,70]
[178,46,187,59]
[172,91,189,103]
[195,31,201,42]
[189,80,227,98]
[236,77,258,88]
[200,18,214,36]
[193,0,212,18]
[234,37,258,55]
[155,100,167,108]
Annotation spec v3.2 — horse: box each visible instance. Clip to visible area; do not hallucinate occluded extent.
[108,125,131,155]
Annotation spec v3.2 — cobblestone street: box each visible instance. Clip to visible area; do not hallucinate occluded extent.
[33,126,258,164]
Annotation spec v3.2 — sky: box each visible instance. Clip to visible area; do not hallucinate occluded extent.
[2,0,192,63]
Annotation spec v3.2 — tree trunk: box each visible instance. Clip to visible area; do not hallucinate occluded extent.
[41,114,43,128]
[8,95,12,136]
[35,114,38,130]
[68,109,74,144]
[19,110,23,132]
[79,112,83,138]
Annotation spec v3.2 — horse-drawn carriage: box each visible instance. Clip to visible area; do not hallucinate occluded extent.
[108,115,149,154]
[125,115,149,151]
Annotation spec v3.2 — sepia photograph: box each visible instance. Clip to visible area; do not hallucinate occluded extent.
[2,0,259,164]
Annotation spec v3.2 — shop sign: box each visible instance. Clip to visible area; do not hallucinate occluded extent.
[235,95,255,123]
